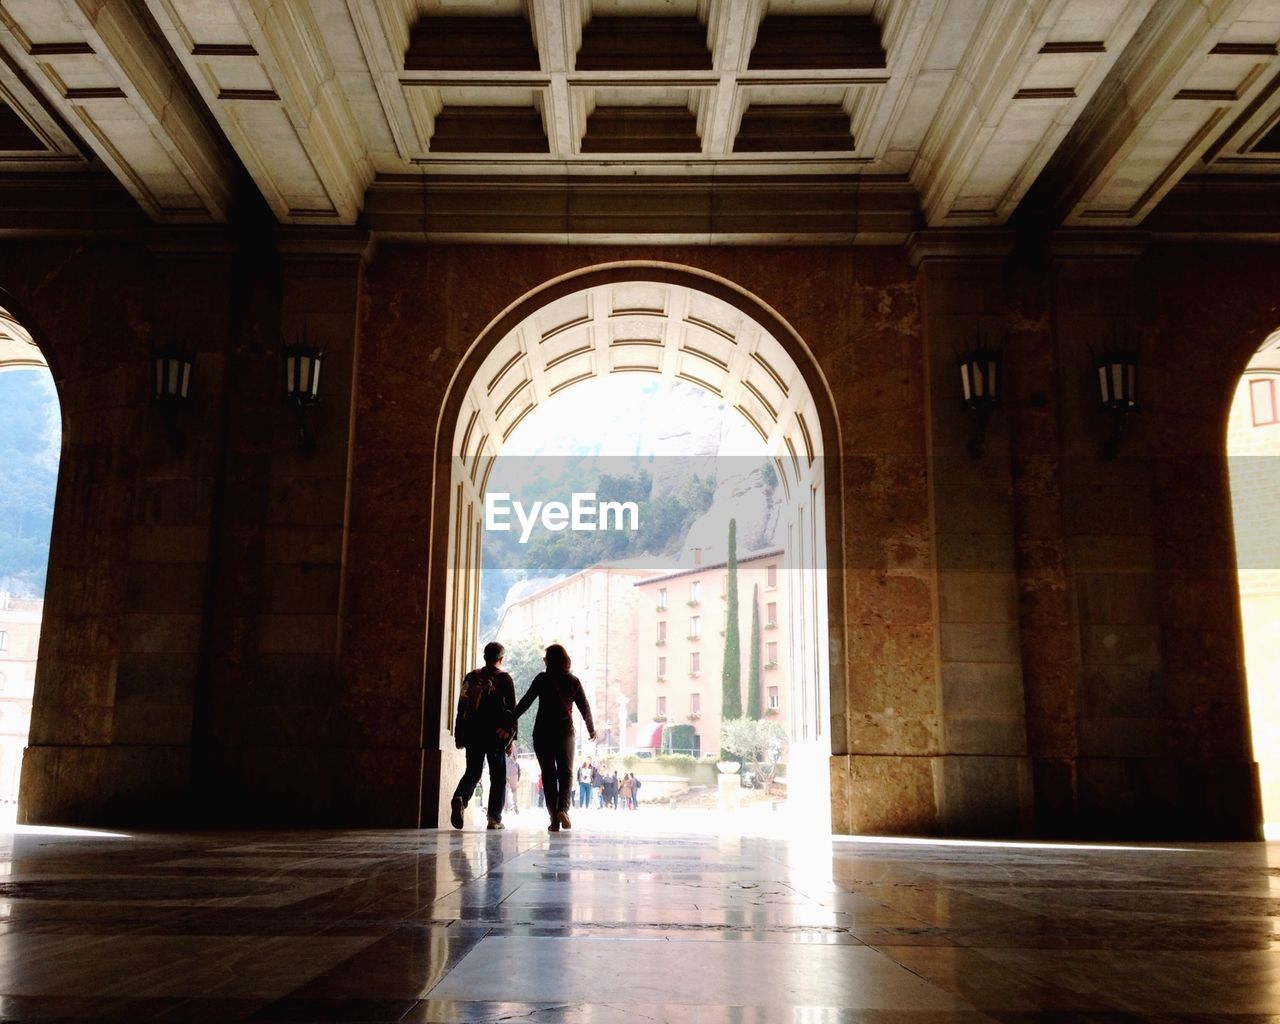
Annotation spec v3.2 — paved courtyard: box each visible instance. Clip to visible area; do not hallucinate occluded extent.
[0,820,1276,1021]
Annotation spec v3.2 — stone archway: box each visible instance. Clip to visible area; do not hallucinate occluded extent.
[425,262,845,829]
[1227,328,1280,837]
[0,301,57,817]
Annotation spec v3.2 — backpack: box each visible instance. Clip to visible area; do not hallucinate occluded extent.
[456,666,516,747]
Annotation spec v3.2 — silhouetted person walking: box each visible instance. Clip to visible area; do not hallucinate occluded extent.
[450,642,517,831]
[515,644,596,832]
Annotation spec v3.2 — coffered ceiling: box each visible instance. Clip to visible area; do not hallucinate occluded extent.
[0,0,1277,235]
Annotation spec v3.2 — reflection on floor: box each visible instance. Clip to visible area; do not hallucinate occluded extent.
[0,820,1277,1021]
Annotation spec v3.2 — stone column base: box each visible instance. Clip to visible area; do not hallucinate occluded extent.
[19,745,190,827]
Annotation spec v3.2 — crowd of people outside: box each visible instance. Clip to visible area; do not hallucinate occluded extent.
[561,759,641,810]
[449,640,646,831]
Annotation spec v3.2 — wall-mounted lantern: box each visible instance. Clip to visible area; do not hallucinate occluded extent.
[958,344,1002,459]
[1095,351,1138,459]
[282,328,323,454]
[149,341,194,454]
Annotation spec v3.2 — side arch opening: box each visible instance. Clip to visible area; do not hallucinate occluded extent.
[427,264,845,833]
[1228,327,1280,838]
[0,300,60,821]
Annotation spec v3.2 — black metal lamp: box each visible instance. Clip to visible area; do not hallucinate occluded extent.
[282,329,323,453]
[1095,351,1138,458]
[149,341,194,454]
[958,345,1002,458]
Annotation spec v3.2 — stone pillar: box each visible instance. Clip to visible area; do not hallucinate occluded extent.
[193,227,373,824]
[829,246,944,835]
[1004,244,1081,836]
[253,228,372,822]
[18,235,233,824]
[910,231,1034,837]
[1049,235,1176,837]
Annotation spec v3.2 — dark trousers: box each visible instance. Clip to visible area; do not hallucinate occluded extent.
[534,732,575,817]
[453,744,506,822]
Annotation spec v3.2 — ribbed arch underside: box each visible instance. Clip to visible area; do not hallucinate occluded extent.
[0,305,44,372]
[452,281,825,496]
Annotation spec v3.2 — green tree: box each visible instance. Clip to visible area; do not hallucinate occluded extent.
[501,635,545,754]
[721,518,741,719]
[664,723,698,755]
[746,583,762,719]
[719,717,787,790]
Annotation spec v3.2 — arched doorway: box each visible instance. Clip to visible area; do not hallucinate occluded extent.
[0,302,58,820]
[429,264,843,830]
[1227,328,1280,838]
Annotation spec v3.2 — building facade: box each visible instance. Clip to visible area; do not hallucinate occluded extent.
[0,595,39,811]
[496,562,661,751]
[636,550,786,758]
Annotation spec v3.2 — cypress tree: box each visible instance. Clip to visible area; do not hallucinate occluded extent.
[746,583,762,719]
[721,518,741,719]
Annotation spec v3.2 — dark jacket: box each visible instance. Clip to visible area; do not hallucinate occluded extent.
[515,670,595,739]
[454,664,517,749]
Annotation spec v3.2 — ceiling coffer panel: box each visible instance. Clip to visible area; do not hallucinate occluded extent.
[735,104,854,152]
[748,16,886,71]
[405,16,539,71]
[576,16,711,71]
[581,104,700,153]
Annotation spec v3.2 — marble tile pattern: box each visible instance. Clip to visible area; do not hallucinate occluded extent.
[0,826,1277,1022]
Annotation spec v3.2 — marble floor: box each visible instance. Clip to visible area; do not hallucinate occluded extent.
[0,817,1276,1023]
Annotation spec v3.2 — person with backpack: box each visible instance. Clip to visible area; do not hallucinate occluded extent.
[514,643,596,832]
[450,641,518,831]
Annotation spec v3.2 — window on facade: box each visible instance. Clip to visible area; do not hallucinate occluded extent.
[690,651,700,674]
[689,615,700,637]
[0,672,6,691]
[767,601,777,626]
[690,580,700,603]
[766,641,777,664]
[658,696,667,716]
[1252,378,1279,426]
[768,686,779,709]
[657,656,666,676]
[0,630,7,652]
[658,621,667,642]
[690,692,700,713]
[658,588,667,609]
[767,564,777,588]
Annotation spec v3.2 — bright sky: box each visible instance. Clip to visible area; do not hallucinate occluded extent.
[500,375,765,458]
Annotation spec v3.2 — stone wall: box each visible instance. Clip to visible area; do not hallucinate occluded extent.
[5,233,1274,838]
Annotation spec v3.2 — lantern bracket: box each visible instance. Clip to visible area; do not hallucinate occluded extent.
[282,329,323,455]
[957,342,1002,459]
[1094,350,1139,459]
[149,342,194,455]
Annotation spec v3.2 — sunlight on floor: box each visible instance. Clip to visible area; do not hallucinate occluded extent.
[1,822,132,839]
